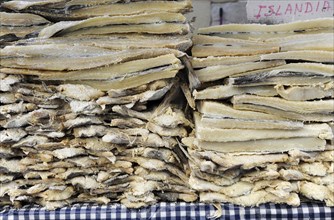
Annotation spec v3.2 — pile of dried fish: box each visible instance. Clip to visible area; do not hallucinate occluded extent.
[185,18,334,206]
[0,11,52,47]
[0,0,196,209]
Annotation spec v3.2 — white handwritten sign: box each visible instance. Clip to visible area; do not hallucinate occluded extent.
[247,0,333,23]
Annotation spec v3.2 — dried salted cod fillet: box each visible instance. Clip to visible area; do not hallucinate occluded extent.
[198,101,283,120]
[112,105,152,120]
[156,192,197,202]
[12,135,49,148]
[1,45,182,72]
[147,122,188,137]
[195,61,284,83]
[96,84,171,106]
[197,114,303,130]
[52,148,86,160]
[200,191,300,206]
[0,12,50,39]
[195,27,334,40]
[0,74,21,92]
[151,107,192,129]
[73,125,107,138]
[191,55,261,68]
[68,176,103,190]
[0,174,15,183]
[69,137,116,151]
[1,0,120,11]
[191,168,238,186]
[0,45,122,71]
[39,54,181,80]
[0,102,37,116]
[228,63,334,86]
[63,1,192,19]
[261,51,334,63]
[233,103,334,122]
[192,150,289,170]
[0,93,16,104]
[232,95,334,114]
[67,69,180,91]
[193,85,277,100]
[300,181,334,206]
[279,169,305,181]
[16,34,192,51]
[0,146,24,158]
[190,137,327,153]
[0,129,27,143]
[72,194,111,205]
[241,168,280,182]
[38,186,74,201]
[135,167,184,186]
[120,147,179,164]
[279,36,334,52]
[192,35,279,57]
[0,159,21,173]
[198,18,334,34]
[55,167,98,180]
[110,118,145,128]
[107,79,170,98]
[275,84,334,101]
[0,12,50,26]
[63,116,103,129]
[189,175,253,196]
[102,132,169,148]
[119,156,188,183]
[2,0,192,20]
[50,23,190,36]
[69,100,103,115]
[57,84,104,101]
[39,13,187,38]
[228,76,333,87]
[300,162,330,177]
[196,123,333,142]
[3,109,56,128]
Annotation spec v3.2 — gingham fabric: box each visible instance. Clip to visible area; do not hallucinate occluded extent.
[1,202,333,220]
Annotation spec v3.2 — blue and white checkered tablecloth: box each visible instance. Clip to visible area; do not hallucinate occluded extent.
[1,202,333,220]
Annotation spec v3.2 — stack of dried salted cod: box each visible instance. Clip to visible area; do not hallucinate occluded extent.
[0,11,52,47]
[0,0,196,209]
[183,18,334,207]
